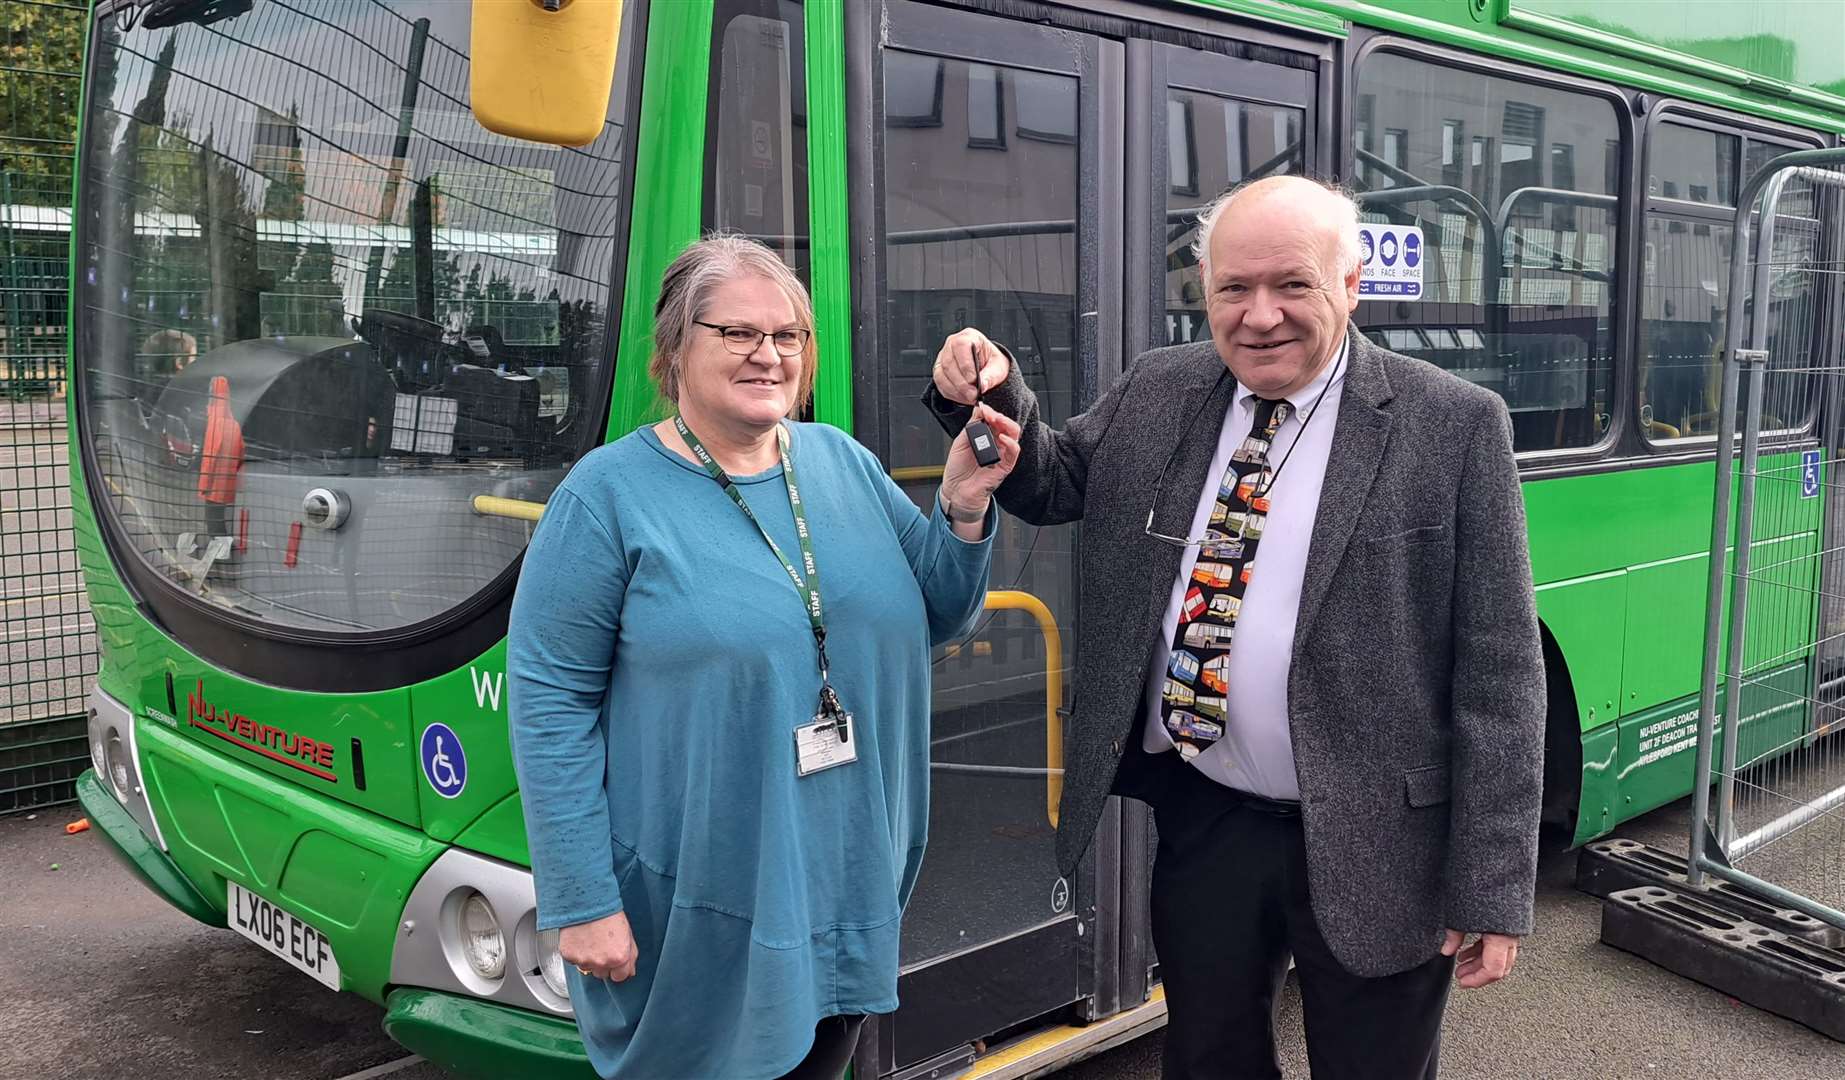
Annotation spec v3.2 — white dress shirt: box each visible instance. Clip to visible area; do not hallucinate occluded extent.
[1139,341,1348,800]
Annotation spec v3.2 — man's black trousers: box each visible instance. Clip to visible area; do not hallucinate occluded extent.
[1145,752,1454,1080]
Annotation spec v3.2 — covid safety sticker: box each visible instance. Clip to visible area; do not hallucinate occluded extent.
[421,722,468,799]
[1358,224,1423,300]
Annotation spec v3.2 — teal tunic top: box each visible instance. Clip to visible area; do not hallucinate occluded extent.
[508,421,994,1080]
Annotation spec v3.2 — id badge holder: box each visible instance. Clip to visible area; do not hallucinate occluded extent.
[795,712,857,776]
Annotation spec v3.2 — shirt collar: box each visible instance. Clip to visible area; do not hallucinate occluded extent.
[1234,337,1349,414]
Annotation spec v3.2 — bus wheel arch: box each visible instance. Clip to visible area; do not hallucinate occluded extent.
[1537,620,1584,850]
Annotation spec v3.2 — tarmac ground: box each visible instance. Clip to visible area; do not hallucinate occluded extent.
[2,782,1842,1080]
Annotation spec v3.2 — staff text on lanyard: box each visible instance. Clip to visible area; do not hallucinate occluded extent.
[674,417,853,763]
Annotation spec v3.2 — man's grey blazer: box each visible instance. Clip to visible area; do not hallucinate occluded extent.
[926,328,1546,978]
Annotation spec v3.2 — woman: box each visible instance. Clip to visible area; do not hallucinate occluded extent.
[508,234,1020,1080]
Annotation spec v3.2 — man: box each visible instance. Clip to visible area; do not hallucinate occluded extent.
[923,176,1545,1079]
[134,328,197,404]
[139,328,197,375]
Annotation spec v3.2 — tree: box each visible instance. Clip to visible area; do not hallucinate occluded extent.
[0,0,88,200]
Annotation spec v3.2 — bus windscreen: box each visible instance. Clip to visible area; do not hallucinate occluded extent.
[75,1,630,636]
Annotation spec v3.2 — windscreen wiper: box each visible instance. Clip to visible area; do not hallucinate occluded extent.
[100,0,253,32]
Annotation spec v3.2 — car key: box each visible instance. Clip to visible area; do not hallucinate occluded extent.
[963,345,1002,468]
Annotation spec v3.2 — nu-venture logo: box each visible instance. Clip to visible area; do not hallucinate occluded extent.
[187,679,338,782]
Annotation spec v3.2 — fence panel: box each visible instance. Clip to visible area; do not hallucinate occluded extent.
[1689,151,1845,929]
[1,0,94,812]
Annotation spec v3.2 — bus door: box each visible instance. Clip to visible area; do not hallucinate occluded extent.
[851,1,1119,1071]
[850,2,1332,1070]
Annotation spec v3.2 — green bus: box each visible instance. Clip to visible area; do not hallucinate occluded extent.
[68,0,1845,1076]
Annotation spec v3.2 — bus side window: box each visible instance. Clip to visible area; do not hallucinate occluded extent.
[1639,124,1822,441]
[707,0,811,284]
[1351,52,1622,454]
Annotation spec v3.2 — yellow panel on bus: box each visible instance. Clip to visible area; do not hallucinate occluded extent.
[471,0,622,147]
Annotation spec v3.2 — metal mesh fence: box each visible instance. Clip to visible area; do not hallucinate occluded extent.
[1693,152,1845,927]
[1,0,93,811]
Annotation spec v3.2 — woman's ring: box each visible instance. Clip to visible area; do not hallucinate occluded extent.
[577,966,593,976]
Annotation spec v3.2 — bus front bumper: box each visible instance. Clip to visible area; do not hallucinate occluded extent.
[82,764,594,1077]
[75,768,221,926]
[383,988,596,1080]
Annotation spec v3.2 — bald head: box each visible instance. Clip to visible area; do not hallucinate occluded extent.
[1191,176,1363,280]
[1192,176,1365,398]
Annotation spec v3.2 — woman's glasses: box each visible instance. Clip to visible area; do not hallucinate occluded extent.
[696,321,811,357]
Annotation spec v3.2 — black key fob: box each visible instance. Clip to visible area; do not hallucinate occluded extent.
[965,416,1001,467]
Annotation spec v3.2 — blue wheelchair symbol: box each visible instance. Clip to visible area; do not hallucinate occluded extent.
[1802,450,1821,500]
[421,722,467,799]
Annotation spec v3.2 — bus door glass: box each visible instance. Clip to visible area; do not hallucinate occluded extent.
[864,1,1111,1068]
[1157,44,1314,349]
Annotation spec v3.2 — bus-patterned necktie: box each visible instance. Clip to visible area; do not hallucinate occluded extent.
[1160,397,1290,759]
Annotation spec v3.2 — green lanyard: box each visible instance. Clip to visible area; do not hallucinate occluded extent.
[674,415,835,686]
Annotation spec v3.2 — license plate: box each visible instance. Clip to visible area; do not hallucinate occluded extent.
[227,881,341,991]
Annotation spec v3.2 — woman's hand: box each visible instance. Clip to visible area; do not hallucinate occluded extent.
[939,404,1021,535]
[560,910,638,982]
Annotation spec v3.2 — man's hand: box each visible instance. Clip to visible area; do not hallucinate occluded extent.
[933,328,1010,406]
[561,910,638,982]
[1441,929,1519,988]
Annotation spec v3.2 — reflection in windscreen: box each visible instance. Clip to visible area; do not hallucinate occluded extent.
[77,1,625,633]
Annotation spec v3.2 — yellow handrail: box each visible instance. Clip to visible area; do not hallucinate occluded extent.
[982,589,1065,828]
[471,495,546,522]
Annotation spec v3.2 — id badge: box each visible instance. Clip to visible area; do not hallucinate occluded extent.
[795,712,857,776]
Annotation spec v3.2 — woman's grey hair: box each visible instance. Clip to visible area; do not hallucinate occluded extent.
[651,233,818,411]
[1189,176,1364,281]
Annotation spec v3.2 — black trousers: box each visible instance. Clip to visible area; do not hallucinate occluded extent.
[774,1015,865,1080]
[1147,756,1453,1080]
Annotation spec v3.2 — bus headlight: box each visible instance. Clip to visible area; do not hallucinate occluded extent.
[537,928,568,998]
[458,891,506,980]
[393,848,570,1016]
[104,731,134,803]
[85,689,166,852]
